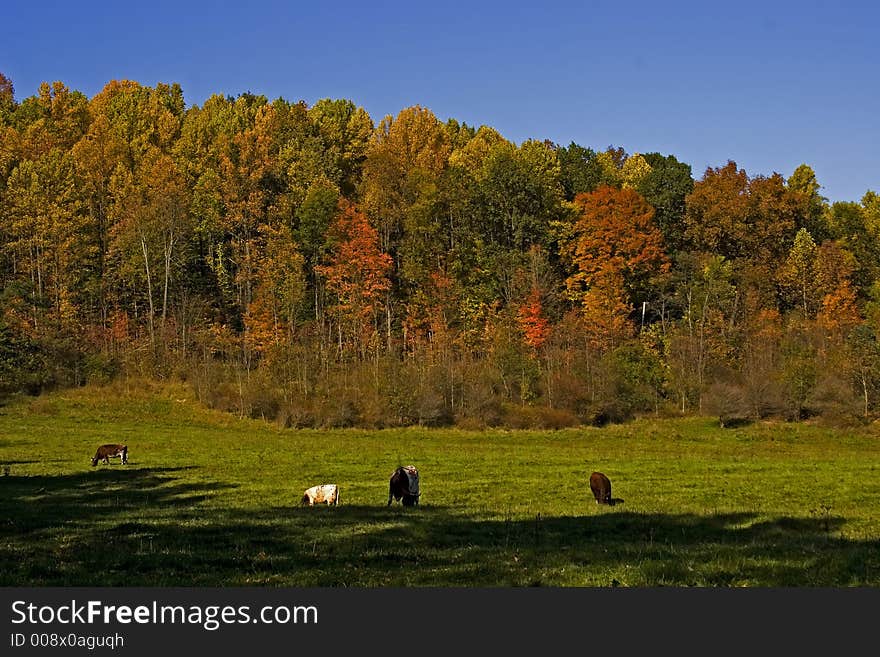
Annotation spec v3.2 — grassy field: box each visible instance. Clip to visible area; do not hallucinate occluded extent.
[2,381,879,587]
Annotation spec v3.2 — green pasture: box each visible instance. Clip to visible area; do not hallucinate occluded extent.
[1,383,879,586]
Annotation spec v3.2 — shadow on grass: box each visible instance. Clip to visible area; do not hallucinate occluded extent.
[1,466,232,536]
[2,476,878,586]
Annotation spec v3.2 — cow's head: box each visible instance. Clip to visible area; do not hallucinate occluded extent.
[90,456,99,466]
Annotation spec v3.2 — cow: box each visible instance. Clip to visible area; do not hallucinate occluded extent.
[91,444,128,466]
[301,484,339,506]
[388,465,420,507]
[589,471,612,505]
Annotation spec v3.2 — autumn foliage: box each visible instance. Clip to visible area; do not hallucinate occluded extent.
[2,73,880,426]
[564,186,669,306]
[316,199,392,352]
[517,287,550,351]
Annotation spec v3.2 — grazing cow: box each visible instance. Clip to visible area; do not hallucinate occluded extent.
[388,465,420,507]
[91,444,128,466]
[301,484,339,506]
[589,471,612,505]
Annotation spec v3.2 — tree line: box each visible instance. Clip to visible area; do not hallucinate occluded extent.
[2,73,879,428]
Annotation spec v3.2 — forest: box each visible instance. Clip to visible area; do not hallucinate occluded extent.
[1,72,879,429]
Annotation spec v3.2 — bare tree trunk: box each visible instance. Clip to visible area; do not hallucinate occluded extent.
[802,277,808,318]
[140,234,155,347]
[28,244,39,332]
[35,242,43,303]
[162,228,175,342]
[236,366,245,419]
[386,296,392,353]
[180,289,187,359]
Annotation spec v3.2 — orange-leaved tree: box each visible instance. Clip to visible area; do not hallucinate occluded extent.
[684,161,799,264]
[814,241,861,342]
[317,200,392,358]
[562,186,669,350]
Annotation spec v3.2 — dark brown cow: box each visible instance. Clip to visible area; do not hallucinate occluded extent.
[91,444,128,466]
[589,471,611,505]
[388,465,420,507]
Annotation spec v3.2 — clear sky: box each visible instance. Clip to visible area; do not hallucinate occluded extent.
[4,0,878,203]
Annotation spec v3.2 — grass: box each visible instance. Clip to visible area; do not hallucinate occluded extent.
[1,381,879,586]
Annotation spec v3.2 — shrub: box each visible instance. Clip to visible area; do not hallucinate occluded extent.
[277,398,316,429]
[501,403,580,429]
[809,373,864,427]
[455,367,503,427]
[83,353,120,386]
[245,387,281,421]
[204,381,243,415]
[704,381,751,427]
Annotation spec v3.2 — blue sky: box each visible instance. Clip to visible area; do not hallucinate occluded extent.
[4,1,878,203]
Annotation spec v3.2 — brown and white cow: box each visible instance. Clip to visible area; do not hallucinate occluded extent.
[91,444,128,466]
[589,471,612,505]
[301,484,339,506]
[388,465,420,507]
